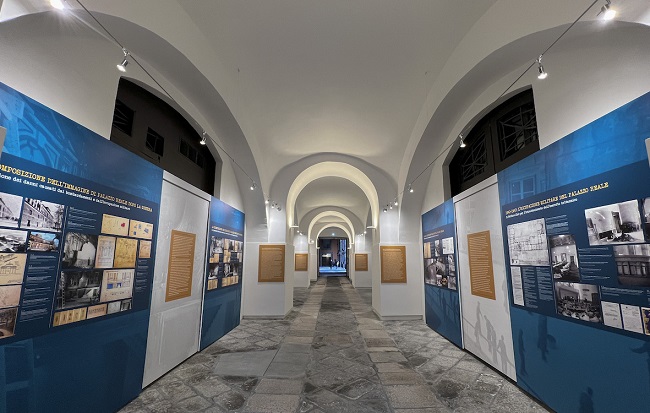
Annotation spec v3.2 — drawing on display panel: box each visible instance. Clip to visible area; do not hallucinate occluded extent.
[100,214,129,237]
[62,232,98,269]
[554,282,602,323]
[0,253,26,285]
[0,307,18,339]
[0,191,23,228]
[507,218,550,266]
[0,228,27,253]
[584,200,643,245]
[53,307,87,326]
[138,240,151,259]
[129,219,153,239]
[0,284,21,308]
[86,304,107,319]
[94,236,116,269]
[113,237,137,268]
[613,244,650,287]
[423,242,432,259]
[100,269,134,302]
[19,198,64,232]
[549,235,580,282]
[56,270,102,310]
[28,231,60,252]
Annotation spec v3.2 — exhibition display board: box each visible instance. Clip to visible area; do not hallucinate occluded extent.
[295,253,308,271]
[422,199,462,347]
[380,245,407,283]
[498,92,650,412]
[455,181,516,380]
[200,196,244,350]
[0,82,162,412]
[258,244,285,282]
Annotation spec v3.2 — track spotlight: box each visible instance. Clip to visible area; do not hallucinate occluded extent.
[250,182,256,191]
[394,199,398,206]
[537,55,548,80]
[408,185,414,193]
[200,131,207,145]
[265,199,270,205]
[117,49,129,72]
[50,0,65,10]
[598,0,616,20]
[459,133,466,148]
[389,204,393,210]
[383,208,388,213]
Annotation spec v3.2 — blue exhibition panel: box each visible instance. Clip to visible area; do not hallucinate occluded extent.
[422,199,463,348]
[0,82,163,413]
[497,91,650,412]
[200,197,244,350]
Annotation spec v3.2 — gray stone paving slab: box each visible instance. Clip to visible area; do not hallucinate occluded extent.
[369,352,408,363]
[378,371,424,385]
[265,361,308,378]
[384,385,444,409]
[213,350,277,377]
[242,394,301,412]
[255,378,303,394]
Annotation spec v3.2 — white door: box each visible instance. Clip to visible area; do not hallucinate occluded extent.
[143,173,210,387]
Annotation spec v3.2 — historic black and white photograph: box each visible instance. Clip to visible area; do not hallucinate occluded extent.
[0,192,23,228]
[549,234,580,281]
[507,218,550,266]
[62,232,98,269]
[120,299,132,311]
[434,239,442,257]
[585,200,643,245]
[554,282,602,323]
[0,307,18,339]
[56,270,102,310]
[0,229,27,253]
[19,198,64,232]
[28,231,60,252]
[613,243,650,286]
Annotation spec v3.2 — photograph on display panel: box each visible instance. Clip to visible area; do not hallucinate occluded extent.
[113,237,137,268]
[613,244,650,287]
[28,231,60,252]
[0,229,27,253]
[19,198,64,232]
[100,214,129,237]
[642,307,650,335]
[507,218,550,266]
[0,307,18,339]
[0,191,23,228]
[554,281,602,323]
[423,242,432,259]
[56,270,102,310]
[94,235,116,269]
[62,232,98,269]
[0,284,21,308]
[584,200,643,245]
[100,269,135,302]
[549,234,580,282]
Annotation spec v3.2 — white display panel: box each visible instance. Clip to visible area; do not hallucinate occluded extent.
[454,178,516,380]
[143,173,210,387]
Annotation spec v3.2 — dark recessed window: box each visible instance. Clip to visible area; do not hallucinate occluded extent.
[449,89,539,196]
[146,128,165,156]
[179,138,205,169]
[112,99,134,136]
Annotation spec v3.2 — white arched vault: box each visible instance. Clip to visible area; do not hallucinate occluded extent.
[316,223,354,243]
[286,162,379,229]
[308,211,356,244]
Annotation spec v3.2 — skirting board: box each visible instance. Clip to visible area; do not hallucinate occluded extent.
[372,308,423,321]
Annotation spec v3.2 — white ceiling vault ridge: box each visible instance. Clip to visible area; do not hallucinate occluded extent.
[307,211,357,244]
[4,0,649,236]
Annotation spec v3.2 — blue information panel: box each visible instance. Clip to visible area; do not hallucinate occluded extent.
[200,196,244,350]
[0,82,163,413]
[498,92,650,412]
[422,199,462,348]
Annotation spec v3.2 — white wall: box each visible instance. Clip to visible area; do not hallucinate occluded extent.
[353,233,372,288]
[241,242,288,317]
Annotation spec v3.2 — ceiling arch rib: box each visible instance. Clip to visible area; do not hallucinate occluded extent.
[308,211,356,243]
[316,224,353,244]
[286,162,379,229]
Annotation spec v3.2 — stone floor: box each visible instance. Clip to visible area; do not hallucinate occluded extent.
[119,277,550,413]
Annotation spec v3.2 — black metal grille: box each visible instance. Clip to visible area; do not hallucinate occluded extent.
[179,138,205,169]
[460,131,487,182]
[112,99,134,136]
[498,102,538,161]
[146,128,165,156]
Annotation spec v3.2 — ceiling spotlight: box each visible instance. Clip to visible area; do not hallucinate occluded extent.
[408,185,414,193]
[117,49,129,72]
[537,55,548,80]
[265,199,270,205]
[250,182,256,191]
[50,0,65,10]
[200,131,207,145]
[459,133,466,148]
[364,230,367,234]
[599,0,616,20]
[383,208,387,213]
[394,200,398,206]
[389,204,393,210]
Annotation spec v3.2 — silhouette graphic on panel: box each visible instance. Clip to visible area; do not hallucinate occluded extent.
[497,335,508,373]
[578,387,594,413]
[518,329,527,376]
[537,316,556,361]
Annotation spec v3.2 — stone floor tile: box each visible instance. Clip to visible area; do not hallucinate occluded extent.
[213,350,277,376]
[369,352,408,363]
[255,378,304,394]
[378,371,425,385]
[265,361,308,378]
[242,394,301,412]
[384,385,444,409]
